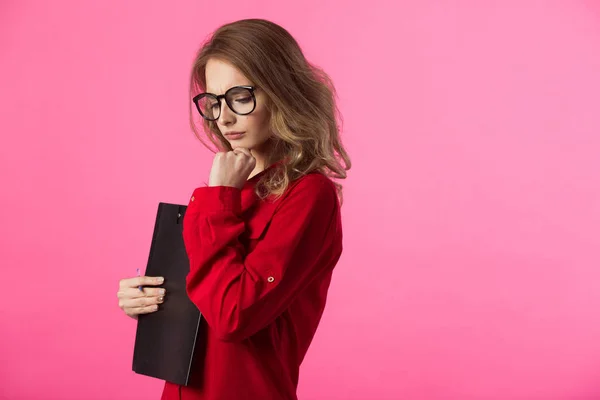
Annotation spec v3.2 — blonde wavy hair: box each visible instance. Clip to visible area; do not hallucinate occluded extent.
[188,18,351,200]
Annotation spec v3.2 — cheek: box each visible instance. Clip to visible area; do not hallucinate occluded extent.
[248,109,271,137]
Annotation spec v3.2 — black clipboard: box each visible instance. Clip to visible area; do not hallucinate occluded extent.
[132,202,202,386]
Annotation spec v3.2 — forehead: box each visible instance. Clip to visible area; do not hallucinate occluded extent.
[205,58,252,95]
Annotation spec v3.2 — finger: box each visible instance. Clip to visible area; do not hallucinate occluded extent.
[119,295,164,310]
[119,275,164,289]
[233,147,253,158]
[117,286,165,300]
[126,304,160,316]
[143,287,166,297]
[233,149,256,171]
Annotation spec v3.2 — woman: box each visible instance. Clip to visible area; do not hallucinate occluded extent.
[117,18,350,399]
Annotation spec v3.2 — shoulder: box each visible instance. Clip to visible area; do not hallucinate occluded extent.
[293,171,336,191]
[278,172,338,210]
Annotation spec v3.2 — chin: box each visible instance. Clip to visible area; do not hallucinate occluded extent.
[230,138,255,149]
[230,142,248,150]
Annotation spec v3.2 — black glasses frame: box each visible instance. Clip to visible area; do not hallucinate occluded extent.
[192,85,257,121]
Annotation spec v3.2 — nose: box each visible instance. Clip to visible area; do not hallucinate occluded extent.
[217,98,235,126]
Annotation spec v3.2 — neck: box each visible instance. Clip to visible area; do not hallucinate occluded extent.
[247,148,267,179]
[246,139,275,179]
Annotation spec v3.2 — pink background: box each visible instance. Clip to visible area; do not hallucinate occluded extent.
[1,1,600,399]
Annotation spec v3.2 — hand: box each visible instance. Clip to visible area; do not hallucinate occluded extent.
[208,148,256,189]
[117,275,165,320]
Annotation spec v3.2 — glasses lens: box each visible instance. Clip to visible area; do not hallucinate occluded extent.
[226,87,255,115]
[197,94,220,120]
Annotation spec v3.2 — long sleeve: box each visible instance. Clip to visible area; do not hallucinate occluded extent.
[182,173,342,342]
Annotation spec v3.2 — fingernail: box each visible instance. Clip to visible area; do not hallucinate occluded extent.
[158,297,164,303]
[152,305,158,311]
[159,289,166,295]
[157,277,164,283]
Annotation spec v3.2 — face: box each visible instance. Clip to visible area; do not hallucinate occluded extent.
[204,58,272,155]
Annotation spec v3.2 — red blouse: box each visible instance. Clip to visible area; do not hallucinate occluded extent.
[161,169,343,400]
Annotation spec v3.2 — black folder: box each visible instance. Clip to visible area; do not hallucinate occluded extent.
[132,202,202,386]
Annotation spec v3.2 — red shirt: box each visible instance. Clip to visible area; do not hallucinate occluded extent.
[161,169,343,400]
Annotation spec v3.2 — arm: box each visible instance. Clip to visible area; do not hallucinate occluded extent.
[182,174,342,342]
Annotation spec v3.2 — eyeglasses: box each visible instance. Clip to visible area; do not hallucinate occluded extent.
[192,85,257,121]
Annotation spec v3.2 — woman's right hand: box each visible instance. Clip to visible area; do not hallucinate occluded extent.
[117,275,165,319]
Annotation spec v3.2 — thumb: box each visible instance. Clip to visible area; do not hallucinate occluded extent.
[233,147,253,158]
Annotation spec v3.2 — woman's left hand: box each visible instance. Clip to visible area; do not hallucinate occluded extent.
[208,148,256,189]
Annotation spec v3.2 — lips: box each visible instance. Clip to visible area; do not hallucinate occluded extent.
[224,132,245,140]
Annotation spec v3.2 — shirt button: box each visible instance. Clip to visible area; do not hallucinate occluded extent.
[267,276,275,283]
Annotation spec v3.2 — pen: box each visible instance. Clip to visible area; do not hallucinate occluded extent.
[137,268,143,292]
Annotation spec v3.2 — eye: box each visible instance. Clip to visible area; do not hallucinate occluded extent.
[234,96,252,104]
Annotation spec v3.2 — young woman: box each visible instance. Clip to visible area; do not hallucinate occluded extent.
[117,18,350,399]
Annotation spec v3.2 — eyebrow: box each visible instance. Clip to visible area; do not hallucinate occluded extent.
[204,84,254,95]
